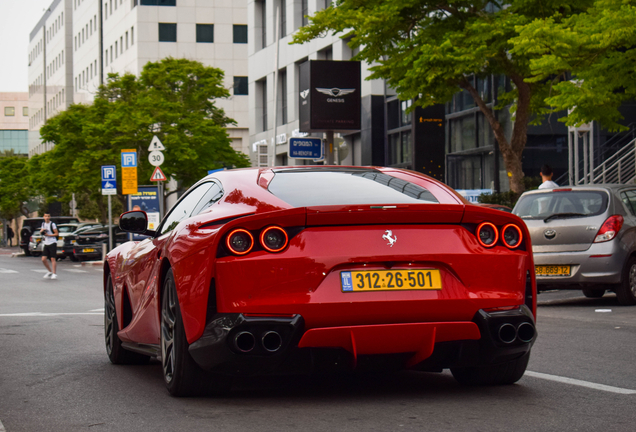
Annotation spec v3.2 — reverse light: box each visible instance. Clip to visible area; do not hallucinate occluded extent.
[226,229,254,255]
[594,215,623,243]
[477,222,498,248]
[260,226,288,253]
[502,224,523,249]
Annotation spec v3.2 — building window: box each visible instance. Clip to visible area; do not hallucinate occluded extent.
[159,23,177,42]
[280,0,286,37]
[301,0,308,27]
[105,49,108,65]
[4,107,15,116]
[278,69,287,125]
[196,24,214,43]
[258,78,267,132]
[258,0,266,50]
[141,0,176,5]
[233,76,248,96]
[126,31,129,49]
[131,26,134,45]
[233,25,247,44]
[23,107,29,116]
[104,3,108,19]
[120,36,123,53]
[115,41,118,58]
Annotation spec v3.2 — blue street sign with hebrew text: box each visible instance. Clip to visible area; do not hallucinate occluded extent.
[289,137,323,159]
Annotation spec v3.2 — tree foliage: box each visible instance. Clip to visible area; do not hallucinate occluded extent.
[37,58,249,221]
[293,1,593,194]
[0,155,30,220]
[511,0,636,131]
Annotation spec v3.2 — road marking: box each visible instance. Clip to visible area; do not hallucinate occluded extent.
[0,312,103,317]
[31,269,49,273]
[63,269,87,273]
[526,371,636,395]
[0,268,18,274]
[0,418,5,432]
[90,308,105,312]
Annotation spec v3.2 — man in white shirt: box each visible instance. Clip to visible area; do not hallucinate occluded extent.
[40,213,59,279]
[539,164,559,189]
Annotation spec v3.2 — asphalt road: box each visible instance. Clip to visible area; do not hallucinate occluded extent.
[1,248,635,432]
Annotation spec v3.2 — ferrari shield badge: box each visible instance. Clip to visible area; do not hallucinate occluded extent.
[382,230,397,247]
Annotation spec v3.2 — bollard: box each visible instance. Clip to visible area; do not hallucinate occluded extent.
[102,243,107,261]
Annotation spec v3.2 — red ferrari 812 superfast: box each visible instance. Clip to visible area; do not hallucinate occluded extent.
[104,166,537,396]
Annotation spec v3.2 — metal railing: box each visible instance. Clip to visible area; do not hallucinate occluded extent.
[556,124,636,185]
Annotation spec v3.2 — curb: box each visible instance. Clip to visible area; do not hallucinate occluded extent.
[81,260,104,267]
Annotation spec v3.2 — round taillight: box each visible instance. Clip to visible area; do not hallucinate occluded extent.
[477,222,498,248]
[260,226,288,253]
[226,229,254,255]
[502,224,523,249]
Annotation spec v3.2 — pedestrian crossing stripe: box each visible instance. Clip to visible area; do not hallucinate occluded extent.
[150,166,167,182]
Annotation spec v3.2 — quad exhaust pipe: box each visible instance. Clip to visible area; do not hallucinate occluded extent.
[233,330,283,353]
[497,322,535,344]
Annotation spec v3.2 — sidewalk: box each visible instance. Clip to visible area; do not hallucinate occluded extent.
[0,245,22,256]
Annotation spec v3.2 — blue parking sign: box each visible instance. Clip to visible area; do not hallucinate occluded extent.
[121,151,137,167]
[101,165,117,195]
[341,271,353,292]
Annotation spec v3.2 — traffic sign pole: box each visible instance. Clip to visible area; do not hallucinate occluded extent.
[108,194,112,252]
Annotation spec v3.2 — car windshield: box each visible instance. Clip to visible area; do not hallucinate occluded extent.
[267,169,439,207]
[57,225,77,233]
[514,190,608,220]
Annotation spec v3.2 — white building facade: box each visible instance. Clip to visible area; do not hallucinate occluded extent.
[247,0,388,167]
[28,0,250,158]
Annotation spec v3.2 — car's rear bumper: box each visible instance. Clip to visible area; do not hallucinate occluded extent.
[533,244,627,286]
[188,306,536,375]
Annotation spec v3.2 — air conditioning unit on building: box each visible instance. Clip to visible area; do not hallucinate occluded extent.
[258,144,269,167]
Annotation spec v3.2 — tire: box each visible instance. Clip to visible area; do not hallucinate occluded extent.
[582,287,605,298]
[32,252,42,257]
[104,274,150,364]
[161,268,231,397]
[616,257,636,306]
[70,255,79,262]
[23,248,31,256]
[451,352,530,386]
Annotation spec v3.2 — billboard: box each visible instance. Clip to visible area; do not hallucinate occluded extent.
[299,60,361,132]
[127,185,161,240]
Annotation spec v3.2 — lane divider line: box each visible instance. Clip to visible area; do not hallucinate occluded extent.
[526,371,636,395]
[0,418,5,432]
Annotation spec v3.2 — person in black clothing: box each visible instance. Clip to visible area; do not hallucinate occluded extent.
[7,227,14,247]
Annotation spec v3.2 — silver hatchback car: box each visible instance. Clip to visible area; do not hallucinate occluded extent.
[513,185,636,305]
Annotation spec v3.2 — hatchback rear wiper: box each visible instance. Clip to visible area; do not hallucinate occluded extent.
[543,212,587,223]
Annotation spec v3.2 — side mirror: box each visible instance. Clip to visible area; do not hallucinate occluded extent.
[119,211,155,235]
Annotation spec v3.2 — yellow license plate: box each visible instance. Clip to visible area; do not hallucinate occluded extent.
[341,269,442,292]
[83,248,95,253]
[535,265,571,276]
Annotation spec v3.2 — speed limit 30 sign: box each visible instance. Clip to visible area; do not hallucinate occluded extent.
[148,150,164,166]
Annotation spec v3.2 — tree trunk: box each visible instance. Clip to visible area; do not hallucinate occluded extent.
[460,77,531,196]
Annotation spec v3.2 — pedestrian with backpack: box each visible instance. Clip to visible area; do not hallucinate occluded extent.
[40,213,59,279]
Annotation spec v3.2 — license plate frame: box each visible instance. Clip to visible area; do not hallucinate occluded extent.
[341,269,442,292]
[83,248,96,253]
[535,265,571,277]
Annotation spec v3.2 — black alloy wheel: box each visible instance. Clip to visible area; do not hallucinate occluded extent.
[104,274,149,364]
[161,268,231,397]
[617,257,636,306]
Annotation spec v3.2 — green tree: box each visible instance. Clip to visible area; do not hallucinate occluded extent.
[293,1,593,194]
[37,58,249,220]
[0,155,31,221]
[511,0,636,131]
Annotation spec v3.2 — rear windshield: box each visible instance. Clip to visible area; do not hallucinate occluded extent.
[514,190,608,220]
[57,225,77,233]
[267,169,439,207]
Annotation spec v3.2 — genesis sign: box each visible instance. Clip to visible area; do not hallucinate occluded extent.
[299,60,361,132]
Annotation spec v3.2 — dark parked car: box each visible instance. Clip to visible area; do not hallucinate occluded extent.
[62,224,103,260]
[20,217,80,256]
[513,184,636,305]
[73,226,127,261]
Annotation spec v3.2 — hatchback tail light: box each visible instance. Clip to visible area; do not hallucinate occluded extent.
[476,222,498,248]
[594,215,623,243]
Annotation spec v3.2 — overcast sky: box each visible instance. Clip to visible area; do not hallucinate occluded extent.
[0,0,55,93]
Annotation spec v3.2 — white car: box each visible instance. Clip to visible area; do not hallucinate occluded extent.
[29,223,80,259]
